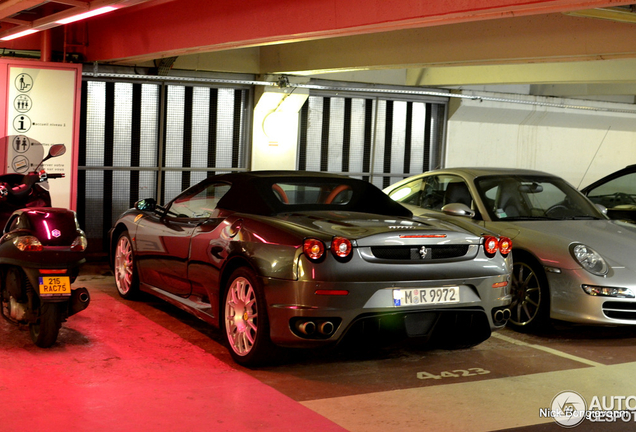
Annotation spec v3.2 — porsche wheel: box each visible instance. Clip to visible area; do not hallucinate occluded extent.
[30,303,63,348]
[114,232,139,299]
[223,267,275,366]
[509,257,550,331]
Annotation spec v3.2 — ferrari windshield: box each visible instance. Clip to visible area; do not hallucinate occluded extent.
[475,175,604,220]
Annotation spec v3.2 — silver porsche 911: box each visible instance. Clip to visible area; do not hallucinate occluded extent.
[385,168,636,331]
[110,171,512,366]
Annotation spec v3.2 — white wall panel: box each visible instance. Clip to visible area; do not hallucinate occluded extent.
[446,92,636,188]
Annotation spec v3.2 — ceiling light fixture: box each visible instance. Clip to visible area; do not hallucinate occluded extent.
[1,29,39,41]
[55,6,119,25]
[564,7,636,24]
[0,0,152,41]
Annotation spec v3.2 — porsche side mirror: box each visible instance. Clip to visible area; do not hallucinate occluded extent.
[441,203,475,218]
[135,198,157,212]
[594,203,608,215]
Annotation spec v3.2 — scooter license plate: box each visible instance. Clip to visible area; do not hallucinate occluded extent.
[38,276,71,296]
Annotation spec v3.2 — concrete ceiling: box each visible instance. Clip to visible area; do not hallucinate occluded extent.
[2,0,636,101]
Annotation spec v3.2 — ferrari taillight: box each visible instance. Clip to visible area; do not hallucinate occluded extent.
[331,237,352,259]
[499,236,512,256]
[484,236,499,256]
[483,235,513,257]
[303,239,325,261]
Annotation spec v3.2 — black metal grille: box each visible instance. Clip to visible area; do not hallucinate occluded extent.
[603,301,636,320]
[370,245,470,260]
[78,79,250,253]
[371,246,411,260]
[298,95,447,188]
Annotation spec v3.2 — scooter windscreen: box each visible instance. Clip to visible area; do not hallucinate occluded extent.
[0,135,46,176]
[0,136,67,224]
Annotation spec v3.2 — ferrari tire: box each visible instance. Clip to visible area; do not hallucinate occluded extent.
[30,303,63,348]
[114,231,139,300]
[509,257,550,331]
[223,267,275,367]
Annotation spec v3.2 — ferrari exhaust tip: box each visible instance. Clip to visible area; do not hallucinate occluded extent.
[493,308,510,325]
[318,321,334,335]
[297,321,316,335]
[494,310,503,322]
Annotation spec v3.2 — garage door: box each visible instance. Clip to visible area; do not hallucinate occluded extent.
[298,93,446,189]
[78,79,250,252]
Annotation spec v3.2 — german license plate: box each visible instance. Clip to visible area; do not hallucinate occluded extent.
[393,287,460,307]
[39,276,71,296]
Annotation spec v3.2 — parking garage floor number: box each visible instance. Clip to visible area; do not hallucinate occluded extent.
[417,368,490,380]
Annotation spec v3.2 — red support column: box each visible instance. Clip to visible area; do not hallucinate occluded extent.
[40,29,52,62]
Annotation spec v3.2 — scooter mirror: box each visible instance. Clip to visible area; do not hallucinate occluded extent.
[48,144,66,158]
[35,144,67,171]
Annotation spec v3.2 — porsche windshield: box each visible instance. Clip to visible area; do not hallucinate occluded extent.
[475,175,604,220]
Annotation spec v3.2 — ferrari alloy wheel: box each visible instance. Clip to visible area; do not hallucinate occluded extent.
[114,232,139,299]
[224,268,274,366]
[509,258,549,330]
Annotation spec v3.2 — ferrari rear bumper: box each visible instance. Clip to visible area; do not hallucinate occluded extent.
[263,274,511,348]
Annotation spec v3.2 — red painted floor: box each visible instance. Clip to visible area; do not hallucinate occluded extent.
[4,264,636,431]
[0,272,346,432]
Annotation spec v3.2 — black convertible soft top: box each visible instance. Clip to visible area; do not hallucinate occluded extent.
[203,171,413,217]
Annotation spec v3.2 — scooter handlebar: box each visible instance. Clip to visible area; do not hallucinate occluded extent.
[8,172,39,199]
[3,171,65,200]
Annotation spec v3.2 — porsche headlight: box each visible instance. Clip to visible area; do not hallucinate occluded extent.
[571,244,608,276]
[582,285,634,298]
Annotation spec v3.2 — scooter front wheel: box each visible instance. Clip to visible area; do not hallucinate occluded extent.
[30,303,63,348]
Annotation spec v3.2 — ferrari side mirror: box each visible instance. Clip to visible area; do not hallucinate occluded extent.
[135,198,157,212]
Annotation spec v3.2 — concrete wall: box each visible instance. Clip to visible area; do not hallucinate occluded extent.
[445,90,636,188]
[246,73,636,186]
[250,79,309,172]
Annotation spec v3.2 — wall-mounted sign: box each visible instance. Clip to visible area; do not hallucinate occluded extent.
[1,61,82,210]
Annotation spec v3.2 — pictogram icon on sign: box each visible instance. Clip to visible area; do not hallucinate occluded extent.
[13,115,31,133]
[12,155,30,173]
[15,73,33,92]
[12,135,31,153]
[14,95,32,113]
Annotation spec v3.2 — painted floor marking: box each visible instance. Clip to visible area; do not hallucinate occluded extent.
[491,332,606,367]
